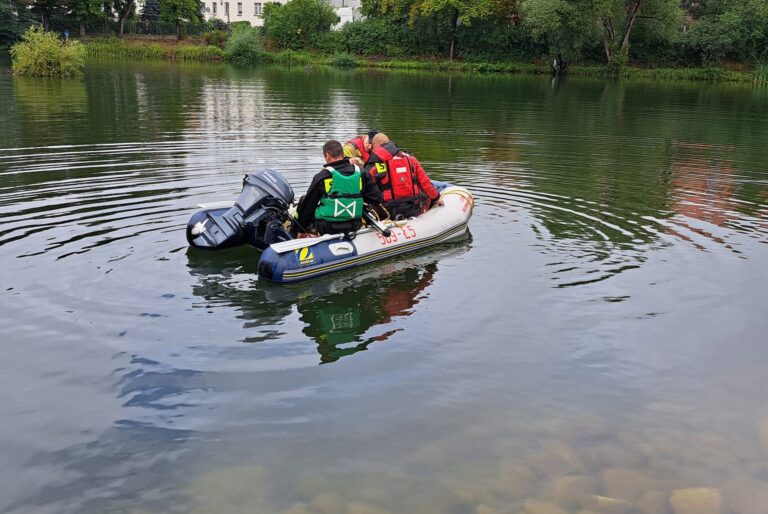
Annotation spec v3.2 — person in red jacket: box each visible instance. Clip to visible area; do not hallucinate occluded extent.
[343,129,378,166]
[365,133,442,219]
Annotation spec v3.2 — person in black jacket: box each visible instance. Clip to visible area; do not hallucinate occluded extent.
[294,140,383,236]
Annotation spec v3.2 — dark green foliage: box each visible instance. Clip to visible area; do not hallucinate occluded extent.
[456,19,543,62]
[140,0,161,21]
[158,0,202,38]
[202,29,228,47]
[11,0,766,76]
[69,0,107,34]
[684,0,768,65]
[223,26,268,64]
[0,0,35,47]
[207,17,227,30]
[314,30,344,54]
[329,51,359,67]
[30,0,69,30]
[341,16,449,57]
[263,0,338,50]
[230,21,251,32]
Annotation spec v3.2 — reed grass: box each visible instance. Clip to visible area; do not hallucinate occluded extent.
[85,38,222,62]
[174,45,224,61]
[755,63,768,86]
[85,39,167,60]
[272,50,315,66]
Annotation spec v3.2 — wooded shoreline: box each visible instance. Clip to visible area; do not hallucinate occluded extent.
[77,37,762,85]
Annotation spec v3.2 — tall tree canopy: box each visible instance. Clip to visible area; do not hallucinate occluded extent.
[159,0,202,39]
[378,0,505,59]
[0,0,35,45]
[141,0,161,21]
[263,0,338,50]
[522,0,601,72]
[599,0,682,62]
[69,0,106,35]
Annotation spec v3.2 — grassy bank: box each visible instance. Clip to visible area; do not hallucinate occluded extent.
[85,38,223,62]
[355,57,756,83]
[81,38,761,84]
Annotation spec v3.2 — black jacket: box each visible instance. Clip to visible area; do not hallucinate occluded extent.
[296,158,383,230]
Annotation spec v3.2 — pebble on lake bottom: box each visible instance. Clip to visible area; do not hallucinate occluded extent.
[669,487,722,514]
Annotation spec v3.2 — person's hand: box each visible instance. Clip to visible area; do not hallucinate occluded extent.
[436,198,444,207]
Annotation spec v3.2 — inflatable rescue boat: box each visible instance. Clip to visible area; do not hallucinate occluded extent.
[186,170,473,283]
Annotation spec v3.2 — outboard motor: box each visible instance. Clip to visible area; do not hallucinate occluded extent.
[186,169,295,250]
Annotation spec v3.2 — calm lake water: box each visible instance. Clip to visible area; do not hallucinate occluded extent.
[1,60,768,514]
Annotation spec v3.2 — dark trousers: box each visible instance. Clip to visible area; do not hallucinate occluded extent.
[314,219,362,236]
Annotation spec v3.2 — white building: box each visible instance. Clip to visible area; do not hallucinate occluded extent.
[202,0,274,26]
[201,0,361,28]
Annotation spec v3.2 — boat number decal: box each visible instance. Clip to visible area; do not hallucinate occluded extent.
[376,231,397,245]
[376,225,416,246]
[295,247,315,265]
[399,225,417,240]
[459,195,470,213]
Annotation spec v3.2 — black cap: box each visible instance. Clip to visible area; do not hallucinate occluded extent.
[367,128,379,140]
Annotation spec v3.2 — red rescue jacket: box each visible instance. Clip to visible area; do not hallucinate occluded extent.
[366,143,439,207]
[344,136,371,163]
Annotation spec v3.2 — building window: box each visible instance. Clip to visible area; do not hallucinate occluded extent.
[237,2,242,15]
[224,1,229,14]
[254,2,262,15]
[212,1,216,14]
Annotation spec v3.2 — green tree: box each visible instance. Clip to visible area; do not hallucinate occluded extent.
[140,0,160,20]
[522,0,601,73]
[159,0,202,38]
[0,0,35,46]
[379,0,508,60]
[70,0,106,35]
[30,0,67,29]
[263,0,338,50]
[687,0,768,64]
[600,0,682,63]
[112,0,135,37]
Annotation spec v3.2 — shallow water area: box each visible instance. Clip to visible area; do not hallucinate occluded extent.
[1,60,768,514]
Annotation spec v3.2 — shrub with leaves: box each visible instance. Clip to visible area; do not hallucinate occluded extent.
[11,26,86,77]
[329,51,359,67]
[203,29,228,48]
[224,26,268,64]
[263,0,338,50]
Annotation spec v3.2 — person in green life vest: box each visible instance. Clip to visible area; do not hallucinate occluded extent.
[295,140,383,236]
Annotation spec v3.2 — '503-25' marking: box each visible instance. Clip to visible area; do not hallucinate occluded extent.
[376,225,417,245]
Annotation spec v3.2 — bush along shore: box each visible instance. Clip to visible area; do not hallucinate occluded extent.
[3,0,767,81]
[11,27,86,76]
[79,36,760,84]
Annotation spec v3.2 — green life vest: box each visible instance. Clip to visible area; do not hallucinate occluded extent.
[315,166,364,222]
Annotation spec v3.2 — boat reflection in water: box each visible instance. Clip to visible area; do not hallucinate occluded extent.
[186,237,471,364]
[282,262,437,363]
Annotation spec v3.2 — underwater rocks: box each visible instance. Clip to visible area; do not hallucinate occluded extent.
[669,487,722,514]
